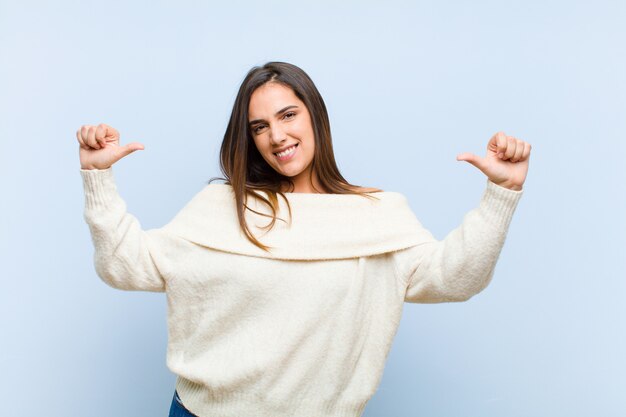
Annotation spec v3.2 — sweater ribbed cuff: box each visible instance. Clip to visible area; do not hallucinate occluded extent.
[478,178,524,230]
[176,376,368,417]
[79,167,118,211]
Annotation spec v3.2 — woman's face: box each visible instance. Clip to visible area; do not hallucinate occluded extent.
[248,82,317,190]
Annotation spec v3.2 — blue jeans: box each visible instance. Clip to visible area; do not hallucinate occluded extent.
[168,390,200,417]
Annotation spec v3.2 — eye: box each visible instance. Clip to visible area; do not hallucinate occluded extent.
[252,112,294,134]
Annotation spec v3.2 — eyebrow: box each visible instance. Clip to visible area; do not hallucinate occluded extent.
[248,105,299,126]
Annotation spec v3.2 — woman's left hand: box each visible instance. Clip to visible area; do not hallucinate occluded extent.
[456,131,531,191]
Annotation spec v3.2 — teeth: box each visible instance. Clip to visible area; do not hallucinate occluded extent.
[275,145,296,157]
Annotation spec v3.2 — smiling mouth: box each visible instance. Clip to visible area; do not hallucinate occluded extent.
[273,143,299,158]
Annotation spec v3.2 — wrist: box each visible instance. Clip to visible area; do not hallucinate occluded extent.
[80,164,111,170]
[490,179,523,191]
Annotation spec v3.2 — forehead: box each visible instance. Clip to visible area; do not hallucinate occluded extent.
[248,83,301,114]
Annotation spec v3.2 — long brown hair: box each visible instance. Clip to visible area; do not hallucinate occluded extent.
[208,61,383,252]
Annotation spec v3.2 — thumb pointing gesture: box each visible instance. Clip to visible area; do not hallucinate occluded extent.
[456,131,531,191]
[77,123,145,170]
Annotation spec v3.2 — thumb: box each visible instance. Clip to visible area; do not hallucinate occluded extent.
[456,152,486,171]
[116,142,145,160]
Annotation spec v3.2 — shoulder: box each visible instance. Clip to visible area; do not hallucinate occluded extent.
[350,186,385,193]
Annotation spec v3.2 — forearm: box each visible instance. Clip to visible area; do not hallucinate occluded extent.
[399,179,524,303]
[80,167,166,292]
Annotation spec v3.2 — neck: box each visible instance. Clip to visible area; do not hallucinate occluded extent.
[282,168,326,194]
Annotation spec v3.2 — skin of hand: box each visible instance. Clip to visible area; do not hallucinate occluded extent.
[456,131,531,191]
[76,123,145,170]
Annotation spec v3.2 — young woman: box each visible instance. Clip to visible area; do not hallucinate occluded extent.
[77,61,530,417]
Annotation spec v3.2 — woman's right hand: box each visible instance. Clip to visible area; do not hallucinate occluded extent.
[76,123,145,170]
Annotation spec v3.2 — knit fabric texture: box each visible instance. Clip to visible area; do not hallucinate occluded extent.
[80,167,524,417]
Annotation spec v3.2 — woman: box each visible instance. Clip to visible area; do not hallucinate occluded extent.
[77,61,530,417]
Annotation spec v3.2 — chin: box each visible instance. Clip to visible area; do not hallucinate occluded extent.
[279,169,303,178]
[274,164,301,178]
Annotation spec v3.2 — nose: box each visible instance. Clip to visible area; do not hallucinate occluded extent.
[269,123,287,144]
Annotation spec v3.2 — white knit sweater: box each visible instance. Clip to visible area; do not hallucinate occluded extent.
[80,167,523,417]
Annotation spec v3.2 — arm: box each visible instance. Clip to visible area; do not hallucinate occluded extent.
[395,179,523,303]
[80,167,166,292]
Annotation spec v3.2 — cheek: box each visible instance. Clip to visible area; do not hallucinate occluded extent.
[294,118,312,135]
[294,121,314,144]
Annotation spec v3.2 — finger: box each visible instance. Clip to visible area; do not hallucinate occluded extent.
[80,125,89,143]
[76,129,89,149]
[126,142,144,151]
[95,124,107,147]
[117,142,145,159]
[503,136,517,160]
[522,142,532,160]
[103,123,119,139]
[495,132,508,157]
[81,125,95,149]
[511,140,525,162]
[82,125,98,149]
[487,132,500,153]
[457,152,486,171]
[87,125,101,149]
[98,123,116,140]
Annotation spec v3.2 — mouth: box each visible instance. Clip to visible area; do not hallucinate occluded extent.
[273,143,299,161]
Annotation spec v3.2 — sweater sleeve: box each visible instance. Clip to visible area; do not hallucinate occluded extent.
[80,167,166,292]
[395,179,524,303]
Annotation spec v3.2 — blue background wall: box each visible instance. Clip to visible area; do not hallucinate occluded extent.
[1,0,624,415]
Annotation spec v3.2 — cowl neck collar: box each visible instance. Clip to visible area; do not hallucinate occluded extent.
[162,184,433,260]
